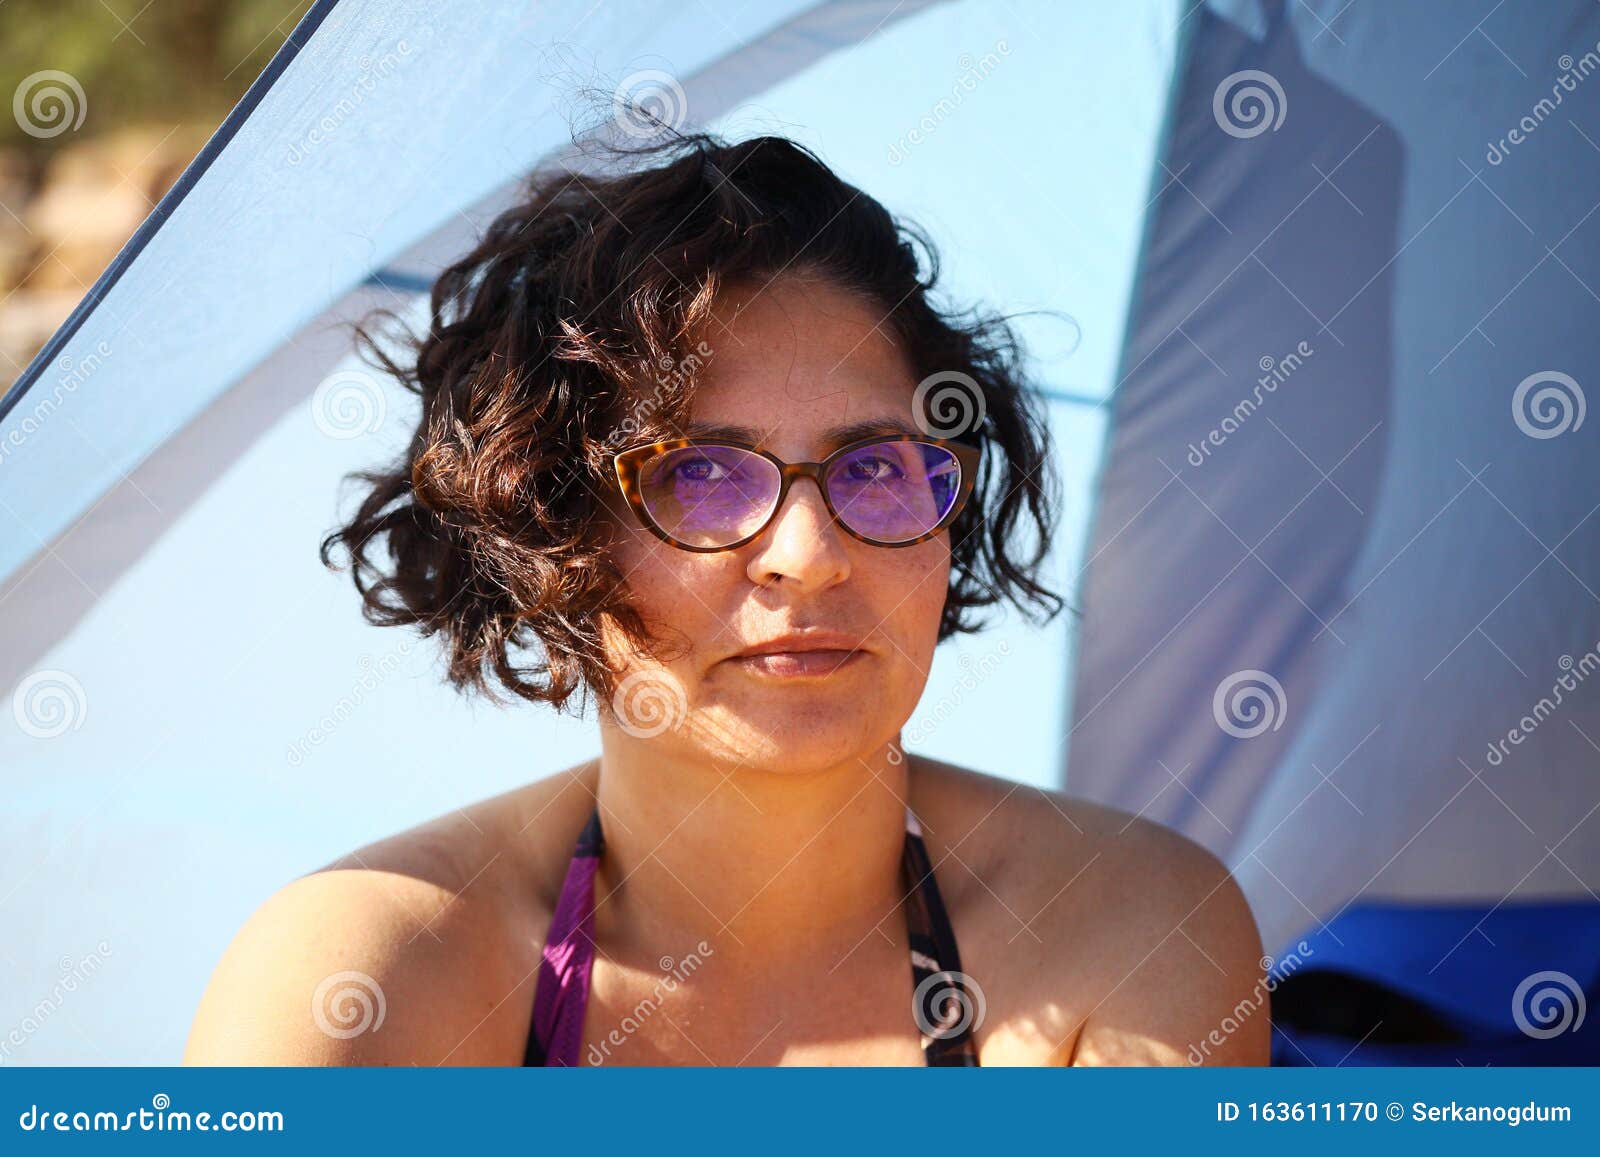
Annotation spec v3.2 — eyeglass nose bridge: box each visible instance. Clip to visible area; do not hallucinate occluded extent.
[772,458,828,502]
[753,458,846,543]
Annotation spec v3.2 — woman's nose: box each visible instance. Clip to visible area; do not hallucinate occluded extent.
[744,476,851,589]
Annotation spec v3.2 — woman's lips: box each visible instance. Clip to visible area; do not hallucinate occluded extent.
[729,649,865,677]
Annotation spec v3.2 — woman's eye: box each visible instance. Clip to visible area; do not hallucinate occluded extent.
[849,456,904,481]
[674,457,725,483]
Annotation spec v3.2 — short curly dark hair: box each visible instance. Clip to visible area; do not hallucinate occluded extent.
[320,130,1065,714]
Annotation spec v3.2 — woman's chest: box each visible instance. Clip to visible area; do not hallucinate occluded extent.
[564,942,1069,1066]
[574,945,928,1066]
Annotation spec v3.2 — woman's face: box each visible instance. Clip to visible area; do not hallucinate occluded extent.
[598,274,951,773]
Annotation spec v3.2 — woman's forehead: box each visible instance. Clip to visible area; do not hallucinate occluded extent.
[679,413,926,454]
[700,277,911,379]
[686,373,916,429]
[688,280,917,433]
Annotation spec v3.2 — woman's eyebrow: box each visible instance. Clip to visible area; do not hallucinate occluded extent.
[823,418,922,445]
[682,418,921,447]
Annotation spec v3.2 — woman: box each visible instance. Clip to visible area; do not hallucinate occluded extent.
[184,132,1268,1067]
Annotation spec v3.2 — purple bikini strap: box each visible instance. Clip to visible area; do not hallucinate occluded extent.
[528,808,604,1067]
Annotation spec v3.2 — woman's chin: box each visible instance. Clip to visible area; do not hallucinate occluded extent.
[694,702,893,773]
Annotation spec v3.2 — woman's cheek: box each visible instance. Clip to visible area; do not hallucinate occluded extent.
[867,545,949,668]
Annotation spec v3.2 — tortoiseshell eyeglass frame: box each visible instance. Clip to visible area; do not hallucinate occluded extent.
[612,433,983,553]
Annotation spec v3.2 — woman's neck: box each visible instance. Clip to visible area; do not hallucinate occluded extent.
[588,730,913,967]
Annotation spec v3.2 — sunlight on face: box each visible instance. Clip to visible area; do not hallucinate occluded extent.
[599,273,952,774]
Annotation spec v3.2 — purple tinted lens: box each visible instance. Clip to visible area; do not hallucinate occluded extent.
[638,445,780,547]
[824,441,963,543]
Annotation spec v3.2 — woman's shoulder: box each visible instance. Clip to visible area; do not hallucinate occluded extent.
[909,756,1269,1065]
[183,760,599,1066]
[305,756,601,913]
[908,754,1231,890]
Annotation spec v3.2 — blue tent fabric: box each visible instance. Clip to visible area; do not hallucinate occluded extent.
[1275,1021,1600,1067]
[1282,900,1600,1034]
[1270,900,1600,1065]
[1068,0,1401,850]
[1069,0,1600,1063]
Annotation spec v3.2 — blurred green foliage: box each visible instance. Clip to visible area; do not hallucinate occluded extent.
[1,0,314,154]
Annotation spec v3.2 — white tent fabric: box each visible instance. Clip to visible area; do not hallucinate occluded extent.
[0,1,1179,1063]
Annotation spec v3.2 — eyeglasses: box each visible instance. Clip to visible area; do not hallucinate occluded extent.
[612,434,982,552]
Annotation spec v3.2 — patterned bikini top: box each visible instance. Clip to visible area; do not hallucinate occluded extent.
[523,803,981,1066]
